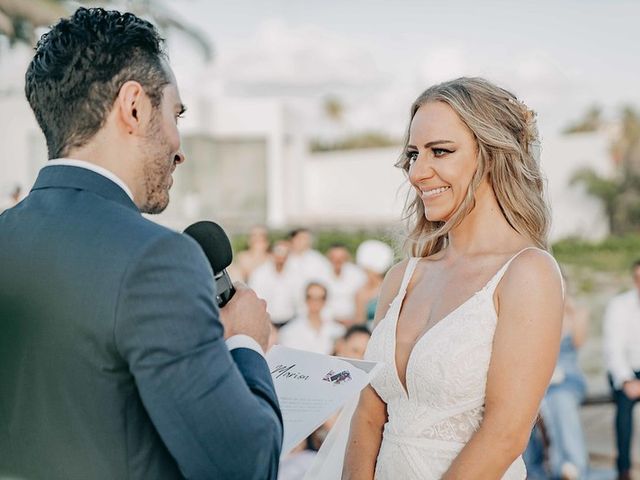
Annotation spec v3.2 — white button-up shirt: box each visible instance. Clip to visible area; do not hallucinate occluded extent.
[249,261,298,325]
[603,289,640,388]
[278,314,345,355]
[327,262,367,321]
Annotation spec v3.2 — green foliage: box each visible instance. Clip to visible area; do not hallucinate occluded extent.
[0,1,213,60]
[314,229,397,256]
[569,105,640,235]
[0,0,67,47]
[552,235,640,272]
[310,132,400,152]
[569,167,618,232]
[231,227,639,274]
[570,168,618,203]
[231,228,398,258]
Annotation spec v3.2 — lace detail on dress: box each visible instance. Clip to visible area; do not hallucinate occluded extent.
[364,251,539,480]
[422,406,484,442]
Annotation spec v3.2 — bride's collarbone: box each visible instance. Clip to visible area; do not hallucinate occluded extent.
[397,255,513,335]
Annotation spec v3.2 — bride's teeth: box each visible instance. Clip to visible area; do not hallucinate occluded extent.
[423,186,449,197]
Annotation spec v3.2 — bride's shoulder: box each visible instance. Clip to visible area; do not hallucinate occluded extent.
[500,247,563,299]
[508,246,560,275]
[376,259,409,300]
[384,258,412,285]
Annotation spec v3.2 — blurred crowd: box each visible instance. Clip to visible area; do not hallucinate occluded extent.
[230,226,394,353]
[231,226,640,480]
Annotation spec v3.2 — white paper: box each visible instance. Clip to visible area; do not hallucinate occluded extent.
[266,345,382,456]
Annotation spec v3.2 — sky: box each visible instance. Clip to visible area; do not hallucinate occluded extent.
[1,0,638,140]
[157,0,640,139]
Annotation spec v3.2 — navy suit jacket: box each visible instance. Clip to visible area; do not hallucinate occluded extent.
[0,165,282,479]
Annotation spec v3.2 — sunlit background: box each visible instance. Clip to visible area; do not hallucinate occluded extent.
[1,1,640,467]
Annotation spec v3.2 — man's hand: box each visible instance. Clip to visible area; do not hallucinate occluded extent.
[219,283,271,352]
[622,379,640,400]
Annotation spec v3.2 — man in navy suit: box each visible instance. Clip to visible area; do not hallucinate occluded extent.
[0,7,282,480]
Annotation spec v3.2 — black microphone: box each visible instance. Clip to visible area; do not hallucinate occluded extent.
[184,221,236,307]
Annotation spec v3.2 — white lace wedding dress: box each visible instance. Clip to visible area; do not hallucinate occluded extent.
[306,251,530,479]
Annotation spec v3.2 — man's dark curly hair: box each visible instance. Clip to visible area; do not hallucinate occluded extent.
[25,7,170,159]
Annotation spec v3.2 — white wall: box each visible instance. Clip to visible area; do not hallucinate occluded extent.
[301,133,612,240]
[302,146,409,226]
[0,95,46,197]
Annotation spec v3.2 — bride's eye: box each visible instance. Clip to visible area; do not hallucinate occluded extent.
[432,148,453,157]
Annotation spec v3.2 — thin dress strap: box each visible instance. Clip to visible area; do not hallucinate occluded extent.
[397,257,420,296]
[485,246,541,293]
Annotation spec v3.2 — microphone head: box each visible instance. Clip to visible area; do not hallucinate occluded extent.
[184,221,233,272]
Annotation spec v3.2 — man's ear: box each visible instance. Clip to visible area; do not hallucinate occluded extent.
[115,81,148,135]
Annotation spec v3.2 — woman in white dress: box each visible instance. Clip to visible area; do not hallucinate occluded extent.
[341,78,564,479]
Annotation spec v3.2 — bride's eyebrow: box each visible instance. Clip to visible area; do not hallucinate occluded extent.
[406,140,454,150]
[424,140,454,148]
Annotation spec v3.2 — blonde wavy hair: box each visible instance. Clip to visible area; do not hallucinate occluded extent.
[396,77,550,257]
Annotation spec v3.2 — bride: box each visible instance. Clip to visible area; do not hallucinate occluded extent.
[309,77,564,479]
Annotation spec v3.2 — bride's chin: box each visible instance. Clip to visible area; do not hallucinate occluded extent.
[423,210,447,223]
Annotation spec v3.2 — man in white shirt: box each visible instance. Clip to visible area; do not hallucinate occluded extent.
[249,239,298,328]
[603,260,640,480]
[325,244,366,327]
[279,282,345,355]
[286,228,333,310]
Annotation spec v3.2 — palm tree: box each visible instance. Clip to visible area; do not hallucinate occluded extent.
[0,0,67,47]
[114,0,213,61]
[570,105,640,234]
[0,0,212,61]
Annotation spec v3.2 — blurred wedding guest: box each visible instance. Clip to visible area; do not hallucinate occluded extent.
[603,259,640,480]
[287,228,332,309]
[235,225,271,281]
[10,185,22,205]
[0,185,22,213]
[522,421,547,480]
[353,239,394,327]
[524,292,589,479]
[326,244,366,326]
[250,240,298,328]
[279,282,344,355]
[334,325,371,360]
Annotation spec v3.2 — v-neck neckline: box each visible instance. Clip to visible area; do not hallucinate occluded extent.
[390,248,533,399]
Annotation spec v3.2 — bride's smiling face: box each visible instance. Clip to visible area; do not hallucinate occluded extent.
[406,101,479,223]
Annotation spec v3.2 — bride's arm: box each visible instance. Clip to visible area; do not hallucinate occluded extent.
[442,249,563,479]
[342,386,387,479]
[342,259,409,479]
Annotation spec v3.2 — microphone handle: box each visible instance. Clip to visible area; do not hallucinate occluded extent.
[214,269,236,307]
